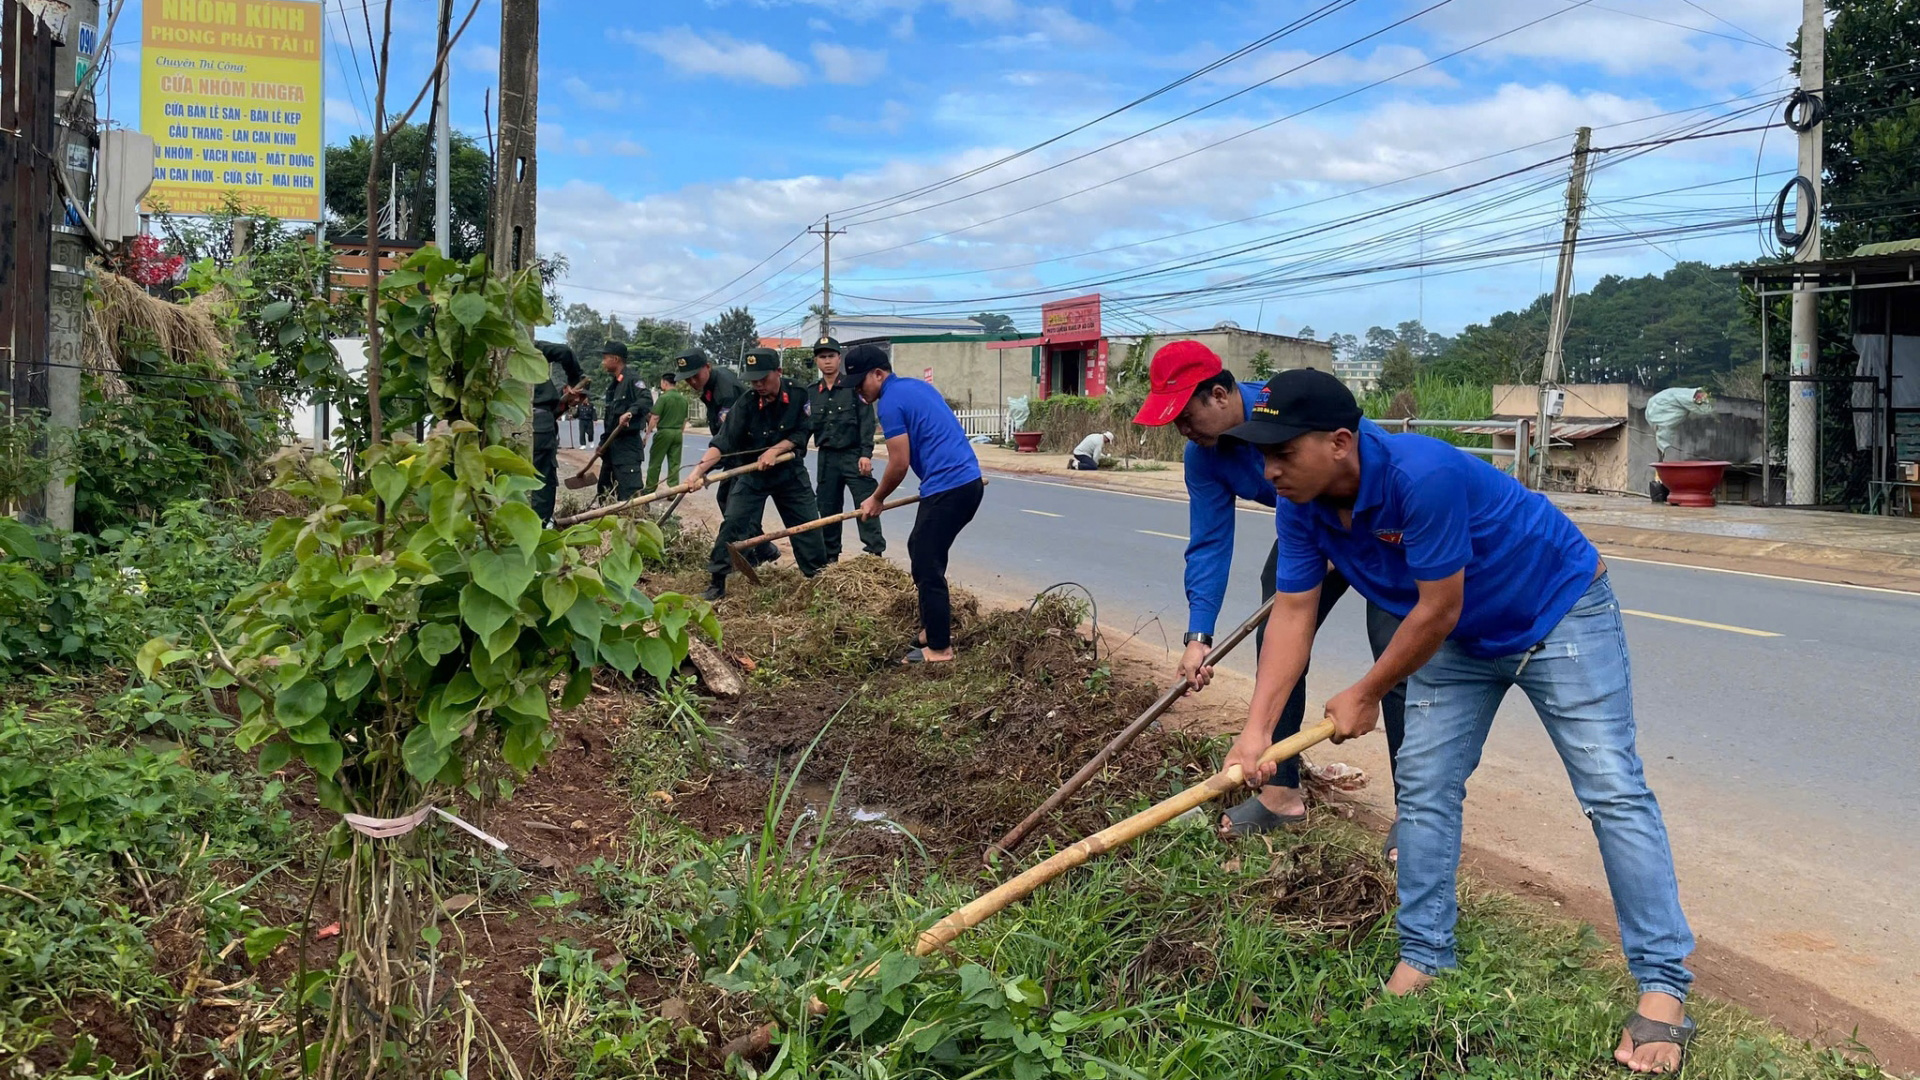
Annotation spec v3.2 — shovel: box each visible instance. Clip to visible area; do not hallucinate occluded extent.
[552,453,794,527]
[727,493,924,584]
[916,719,1336,956]
[563,414,630,489]
[986,593,1278,863]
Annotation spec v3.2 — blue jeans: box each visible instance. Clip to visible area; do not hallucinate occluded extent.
[1394,574,1694,999]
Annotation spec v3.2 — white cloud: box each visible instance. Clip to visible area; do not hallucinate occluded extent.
[537,122,595,156]
[607,139,649,157]
[457,43,498,74]
[891,13,915,39]
[1212,44,1459,90]
[1421,0,1794,86]
[538,82,1768,335]
[564,76,626,111]
[623,27,809,87]
[812,42,888,85]
[808,17,835,32]
[826,100,913,135]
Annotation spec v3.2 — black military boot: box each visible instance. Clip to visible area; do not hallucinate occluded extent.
[701,573,727,601]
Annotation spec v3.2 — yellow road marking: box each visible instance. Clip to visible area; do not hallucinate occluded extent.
[1019,508,1063,518]
[1621,609,1781,638]
[1138,529,1189,541]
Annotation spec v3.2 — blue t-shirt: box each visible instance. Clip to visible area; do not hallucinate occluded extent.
[874,375,983,497]
[1183,381,1276,636]
[1273,420,1598,658]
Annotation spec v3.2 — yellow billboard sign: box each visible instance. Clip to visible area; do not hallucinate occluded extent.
[140,0,323,221]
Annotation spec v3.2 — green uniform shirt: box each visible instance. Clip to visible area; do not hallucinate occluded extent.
[807,376,875,453]
[712,376,811,462]
[653,388,690,433]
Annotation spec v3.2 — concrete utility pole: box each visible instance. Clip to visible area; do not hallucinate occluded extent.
[809,216,848,338]
[1534,126,1593,491]
[490,0,538,275]
[433,0,453,254]
[43,0,102,531]
[1787,0,1825,505]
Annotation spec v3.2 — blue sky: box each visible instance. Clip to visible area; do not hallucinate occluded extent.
[105,0,1807,343]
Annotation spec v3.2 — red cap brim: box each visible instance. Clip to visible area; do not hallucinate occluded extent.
[1133,387,1188,427]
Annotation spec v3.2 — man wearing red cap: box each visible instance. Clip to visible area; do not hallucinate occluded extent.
[1133,340,1407,840]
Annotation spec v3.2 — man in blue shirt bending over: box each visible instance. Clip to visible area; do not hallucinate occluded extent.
[1221,368,1696,1075]
[1132,341,1405,840]
[847,344,986,664]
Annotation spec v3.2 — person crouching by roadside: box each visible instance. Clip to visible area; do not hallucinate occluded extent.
[1068,431,1113,471]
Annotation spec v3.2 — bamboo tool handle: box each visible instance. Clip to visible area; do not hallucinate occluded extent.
[733,493,922,549]
[988,593,1279,861]
[916,718,1337,957]
[553,453,795,526]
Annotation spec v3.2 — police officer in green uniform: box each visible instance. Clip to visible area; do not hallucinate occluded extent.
[531,340,588,524]
[685,348,829,600]
[676,348,776,566]
[598,341,652,501]
[807,336,885,560]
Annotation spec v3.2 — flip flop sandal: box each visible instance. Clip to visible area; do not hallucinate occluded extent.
[1382,820,1400,865]
[1219,795,1307,837]
[901,648,954,665]
[1621,1013,1696,1075]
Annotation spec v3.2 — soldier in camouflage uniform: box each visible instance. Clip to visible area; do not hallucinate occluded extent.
[684,348,828,600]
[807,336,885,560]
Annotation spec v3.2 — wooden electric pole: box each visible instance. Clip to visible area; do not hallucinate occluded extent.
[1533,126,1593,491]
[490,0,539,276]
[809,216,847,338]
[1786,0,1824,505]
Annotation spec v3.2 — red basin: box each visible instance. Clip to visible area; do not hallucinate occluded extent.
[1012,431,1044,453]
[1652,461,1731,507]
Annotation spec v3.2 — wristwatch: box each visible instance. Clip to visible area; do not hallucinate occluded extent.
[1183,632,1213,647]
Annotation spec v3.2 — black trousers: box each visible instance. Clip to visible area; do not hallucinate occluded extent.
[708,465,829,578]
[531,410,560,524]
[1256,543,1408,791]
[908,479,984,651]
[815,448,885,558]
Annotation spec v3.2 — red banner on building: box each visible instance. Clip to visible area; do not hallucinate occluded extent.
[1041,294,1101,342]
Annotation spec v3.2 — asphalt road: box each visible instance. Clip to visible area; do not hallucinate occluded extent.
[677,434,1920,834]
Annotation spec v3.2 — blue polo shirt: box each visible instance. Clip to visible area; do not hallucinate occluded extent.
[1184,381,1277,636]
[874,375,982,497]
[1273,420,1599,658]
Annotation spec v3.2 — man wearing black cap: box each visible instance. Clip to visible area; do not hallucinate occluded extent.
[675,348,775,566]
[598,341,652,501]
[531,341,588,524]
[808,336,885,561]
[685,347,829,599]
[846,344,984,663]
[1219,368,1695,1073]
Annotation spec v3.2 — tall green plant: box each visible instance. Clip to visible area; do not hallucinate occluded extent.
[143,247,715,1075]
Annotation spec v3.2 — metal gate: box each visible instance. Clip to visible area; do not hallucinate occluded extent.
[1,0,61,510]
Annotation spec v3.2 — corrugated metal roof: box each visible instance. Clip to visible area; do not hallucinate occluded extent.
[1453,421,1623,439]
[1853,238,1920,257]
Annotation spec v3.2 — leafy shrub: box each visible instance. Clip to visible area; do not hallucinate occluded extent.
[0,502,279,676]
[0,700,290,1008]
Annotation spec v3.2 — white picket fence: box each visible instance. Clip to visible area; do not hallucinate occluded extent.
[953,407,1008,439]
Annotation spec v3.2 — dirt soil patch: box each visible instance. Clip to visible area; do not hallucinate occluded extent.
[668,559,1218,865]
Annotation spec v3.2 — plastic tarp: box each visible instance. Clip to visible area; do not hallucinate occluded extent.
[1853,334,1920,453]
